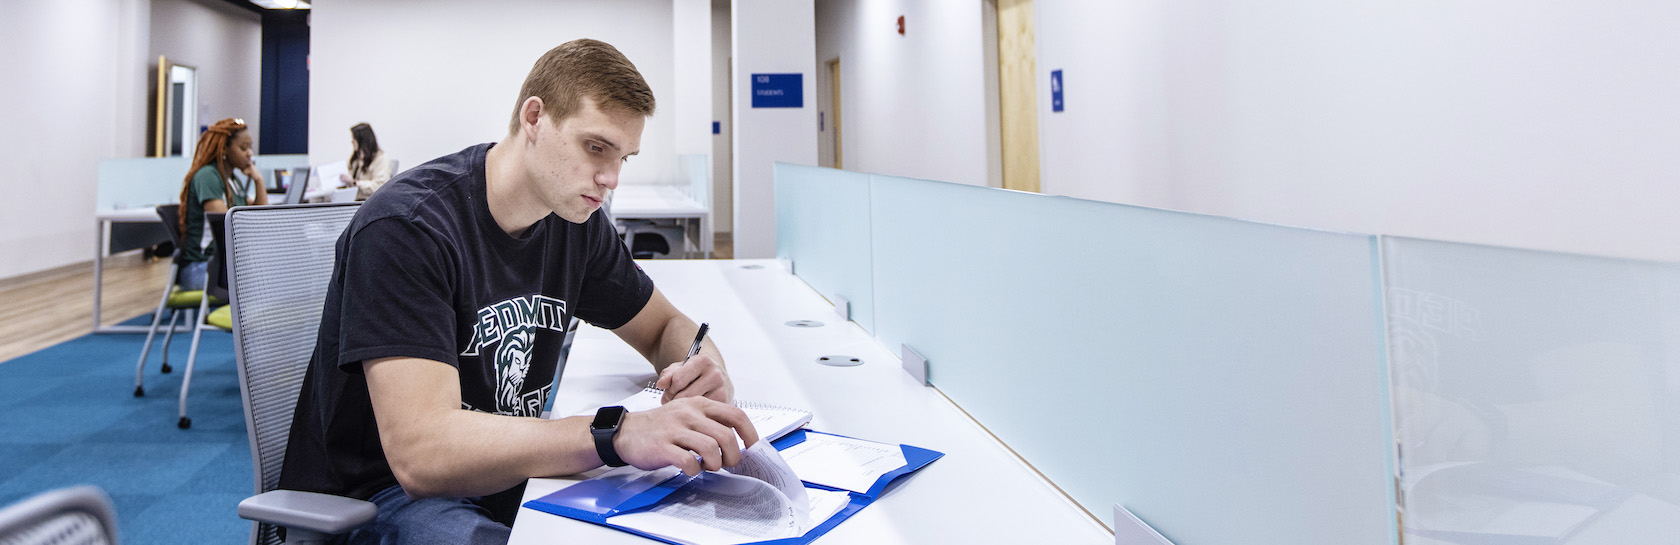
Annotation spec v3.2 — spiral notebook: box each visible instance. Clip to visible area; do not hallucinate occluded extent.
[587,387,814,443]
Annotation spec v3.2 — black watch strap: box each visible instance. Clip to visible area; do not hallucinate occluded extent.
[591,406,628,467]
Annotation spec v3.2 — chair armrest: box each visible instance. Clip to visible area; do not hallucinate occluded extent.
[237,490,377,535]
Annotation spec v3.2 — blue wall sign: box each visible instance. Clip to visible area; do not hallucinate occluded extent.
[1051,69,1064,112]
[712,121,720,134]
[751,73,803,108]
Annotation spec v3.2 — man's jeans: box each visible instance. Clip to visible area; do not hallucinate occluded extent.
[339,484,512,545]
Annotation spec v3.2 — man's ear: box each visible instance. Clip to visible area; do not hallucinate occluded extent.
[520,96,545,141]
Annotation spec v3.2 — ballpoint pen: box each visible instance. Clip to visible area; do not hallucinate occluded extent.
[661,323,710,401]
[684,323,709,362]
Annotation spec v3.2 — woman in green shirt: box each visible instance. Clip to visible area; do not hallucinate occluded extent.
[175,117,268,291]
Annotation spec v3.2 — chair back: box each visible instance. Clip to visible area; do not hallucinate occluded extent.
[205,212,229,301]
[224,203,360,545]
[0,485,119,545]
[154,204,186,255]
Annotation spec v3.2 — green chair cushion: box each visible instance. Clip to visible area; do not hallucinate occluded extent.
[166,289,205,308]
[166,288,227,308]
[206,305,234,330]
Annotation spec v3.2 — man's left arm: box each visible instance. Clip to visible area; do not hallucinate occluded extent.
[613,286,734,403]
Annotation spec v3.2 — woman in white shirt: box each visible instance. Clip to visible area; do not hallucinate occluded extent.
[340,122,393,200]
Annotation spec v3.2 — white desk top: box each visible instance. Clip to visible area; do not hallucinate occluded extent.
[95,207,164,222]
[610,185,709,218]
[508,259,1111,545]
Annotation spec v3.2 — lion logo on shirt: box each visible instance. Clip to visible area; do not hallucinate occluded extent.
[495,326,534,414]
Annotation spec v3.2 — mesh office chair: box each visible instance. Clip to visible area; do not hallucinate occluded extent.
[0,485,119,545]
[223,203,375,545]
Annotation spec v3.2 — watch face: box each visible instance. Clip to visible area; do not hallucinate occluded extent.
[592,406,627,430]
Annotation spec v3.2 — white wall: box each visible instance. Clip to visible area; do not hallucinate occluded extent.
[674,0,713,160]
[711,0,735,233]
[814,0,992,187]
[309,0,679,185]
[733,0,818,258]
[150,0,262,139]
[0,0,257,281]
[1036,1,1680,263]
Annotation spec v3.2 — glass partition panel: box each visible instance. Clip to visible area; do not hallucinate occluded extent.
[98,155,311,210]
[869,176,1396,544]
[678,154,709,209]
[253,154,311,193]
[96,156,190,210]
[773,163,874,331]
[1383,236,1680,544]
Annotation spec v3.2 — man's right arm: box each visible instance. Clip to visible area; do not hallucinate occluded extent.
[363,356,757,499]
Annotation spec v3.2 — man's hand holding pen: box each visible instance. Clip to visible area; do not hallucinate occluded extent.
[657,323,734,404]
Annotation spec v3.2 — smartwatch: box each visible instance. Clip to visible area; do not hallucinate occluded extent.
[590,406,628,467]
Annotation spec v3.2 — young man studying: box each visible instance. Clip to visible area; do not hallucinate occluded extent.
[278,39,758,545]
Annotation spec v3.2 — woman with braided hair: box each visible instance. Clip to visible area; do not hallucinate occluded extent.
[175,117,267,291]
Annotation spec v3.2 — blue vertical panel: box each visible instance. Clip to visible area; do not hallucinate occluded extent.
[773,163,874,332]
[259,10,309,154]
[868,176,1395,544]
[1051,69,1064,112]
[1383,237,1680,543]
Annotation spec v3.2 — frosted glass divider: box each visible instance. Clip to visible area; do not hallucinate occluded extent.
[96,156,190,210]
[1382,236,1680,544]
[99,154,312,211]
[867,175,1397,545]
[773,163,875,331]
[252,153,310,174]
[678,154,710,209]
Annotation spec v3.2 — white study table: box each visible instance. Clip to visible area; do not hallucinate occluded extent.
[508,259,1111,545]
[609,185,711,258]
[92,207,174,333]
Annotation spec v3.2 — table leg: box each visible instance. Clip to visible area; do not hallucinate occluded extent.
[92,218,106,331]
[700,215,712,258]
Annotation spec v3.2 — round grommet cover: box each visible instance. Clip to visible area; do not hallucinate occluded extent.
[817,355,863,367]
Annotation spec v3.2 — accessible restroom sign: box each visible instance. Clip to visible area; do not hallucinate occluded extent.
[751,73,803,108]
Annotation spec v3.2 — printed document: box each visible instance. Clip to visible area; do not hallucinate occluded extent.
[608,441,849,545]
[780,433,908,494]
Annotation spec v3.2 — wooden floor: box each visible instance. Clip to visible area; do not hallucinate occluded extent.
[0,232,733,364]
[0,253,174,363]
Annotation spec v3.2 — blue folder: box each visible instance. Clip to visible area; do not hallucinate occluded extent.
[522,430,944,545]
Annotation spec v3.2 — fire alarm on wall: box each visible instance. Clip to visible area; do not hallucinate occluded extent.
[897,15,905,35]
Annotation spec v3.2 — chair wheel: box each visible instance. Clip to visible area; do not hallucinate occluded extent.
[161,363,172,374]
[178,417,192,429]
[134,386,144,397]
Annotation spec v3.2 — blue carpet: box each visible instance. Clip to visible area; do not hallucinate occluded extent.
[0,315,252,544]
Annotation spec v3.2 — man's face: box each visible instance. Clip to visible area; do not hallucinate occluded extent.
[529,98,645,224]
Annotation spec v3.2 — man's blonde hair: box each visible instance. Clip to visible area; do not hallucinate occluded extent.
[507,39,656,134]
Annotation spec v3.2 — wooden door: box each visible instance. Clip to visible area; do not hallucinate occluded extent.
[998,0,1040,192]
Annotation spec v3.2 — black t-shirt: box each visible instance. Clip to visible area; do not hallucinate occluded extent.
[277,143,654,524]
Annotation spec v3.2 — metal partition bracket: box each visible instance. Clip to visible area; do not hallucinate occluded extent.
[901,344,929,386]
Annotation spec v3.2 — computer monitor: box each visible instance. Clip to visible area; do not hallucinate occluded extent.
[282,167,311,204]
